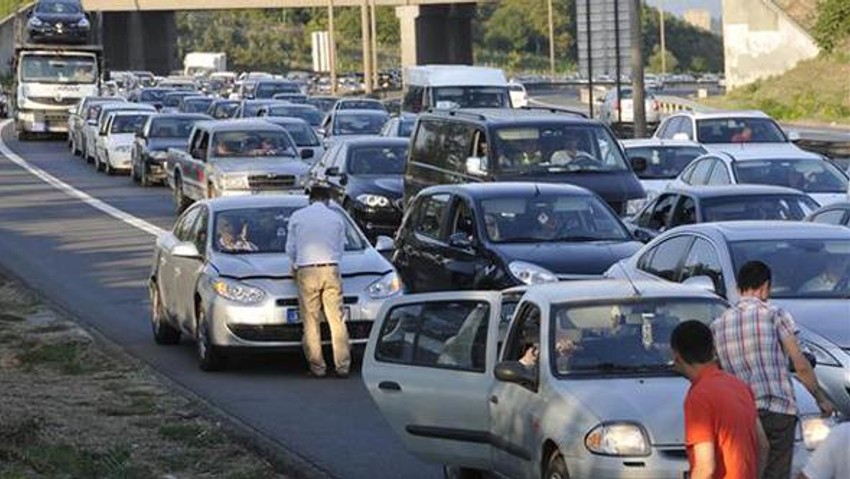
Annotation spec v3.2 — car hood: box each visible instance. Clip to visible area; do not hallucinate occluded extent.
[34,13,85,22]
[107,134,134,147]
[211,157,311,176]
[348,175,403,199]
[552,377,689,445]
[773,298,850,348]
[211,249,393,280]
[148,138,189,151]
[491,241,642,278]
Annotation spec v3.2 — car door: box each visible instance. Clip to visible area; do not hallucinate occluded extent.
[707,160,732,185]
[685,158,715,186]
[442,195,488,289]
[637,193,679,234]
[669,195,697,229]
[186,131,210,198]
[406,193,452,292]
[158,206,202,320]
[171,205,209,330]
[634,234,694,282]
[362,291,503,471]
[326,144,349,200]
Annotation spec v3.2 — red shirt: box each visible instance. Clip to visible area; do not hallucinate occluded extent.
[685,364,759,479]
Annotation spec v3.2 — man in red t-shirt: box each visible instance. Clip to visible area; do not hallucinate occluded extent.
[670,320,769,479]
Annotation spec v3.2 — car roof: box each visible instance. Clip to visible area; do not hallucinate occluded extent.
[203,195,310,212]
[404,65,507,87]
[523,279,722,305]
[678,221,850,241]
[340,137,410,148]
[421,182,594,199]
[665,184,808,198]
[709,145,823,161]
[196,119,286,132]
[101,103,156,112]
[671,110,772,120]
[421,108,596,126]
[261,117,311,126]
[338,97,383,103]
[150,113,211,120]
[334,109,389,116]
[812,201,850,211]
[183,95,210,101]
[621,138,704,148]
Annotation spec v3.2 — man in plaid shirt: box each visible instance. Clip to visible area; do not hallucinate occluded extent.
[712,261,835,479]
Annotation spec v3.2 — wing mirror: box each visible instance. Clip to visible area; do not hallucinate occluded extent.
[171,241,201,259]
[448,232,473,250]
[374,235,394,253]
[787,131,802,143]
[325,166,340,176]
[630,156,648,174]
[465,156,488,176]
[300,149,314,160]
[494,361,537,386]
[86,119,97,126]
[682,275,716,294]
[630,228,654,244]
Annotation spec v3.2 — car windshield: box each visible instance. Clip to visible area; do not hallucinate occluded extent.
[551,298,727,376]
[139,89,168,102]
[432,86,510,109]
[269,107,323,126]
[21,55,96,84]
[36,0,81,14]
[211,130,297,158]
[255,82,300,98]
[213,207,366,254]
[182,98,212,113]
[164,94,190,107]
[625,145,706,179]
[701,195,818,222]
[333,113,388,135]
[733,159,848,193]
[491,124,630,174]
[242,103,266,117]
[347,145,408,175]
[110,114,149,134]
[307,97,338,113]
[337,100,386,111]
[696,118,787,144]
[277,123,319,147]
[212,102,240,119]
[149,117,201,138]
[480,193,630,243]
[730,239,850,299]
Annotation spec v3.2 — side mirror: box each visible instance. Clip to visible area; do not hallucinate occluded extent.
[448,232,473,250]
[630,156,648,174]
[465,156,487,176]
[325,166,340,177]
[494,361,537,386]
[682,275,716,294]
[375,235,394,253]
[317,128,326,137]
[631,228,654,244]
[300,149,314,160]
[672,132,691,141]
[787,131,802,142]
[87,119,97,126]
[171,241,201,259]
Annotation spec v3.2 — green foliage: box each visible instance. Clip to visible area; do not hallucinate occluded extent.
[646,46,679,74]
[642,5,723,73]
[812,0,850,52]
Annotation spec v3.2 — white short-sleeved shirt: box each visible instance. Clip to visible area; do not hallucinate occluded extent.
[802,423,850,479]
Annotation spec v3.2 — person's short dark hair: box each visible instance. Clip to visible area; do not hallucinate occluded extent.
[309,186,332,203]
[670,320,715,365]
[737,260,771,291]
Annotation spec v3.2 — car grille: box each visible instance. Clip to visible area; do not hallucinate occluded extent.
[276,296,359,307]
[247,174,296,189]
[229,320,373,343]
[26,97,80,107]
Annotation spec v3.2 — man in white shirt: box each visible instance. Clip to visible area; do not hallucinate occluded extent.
[286,186,350,378]
[799,422,850,479]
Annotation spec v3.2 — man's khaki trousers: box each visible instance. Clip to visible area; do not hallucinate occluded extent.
[296,265,350,375]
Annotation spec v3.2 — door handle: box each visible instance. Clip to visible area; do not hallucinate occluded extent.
[378,381,401,392]
[489,395,499,404]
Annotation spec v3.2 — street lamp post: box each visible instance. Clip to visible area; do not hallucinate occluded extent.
[328,0,337,95]
[660,1,666,75]
[370,0,378,91]
[361,0,373,94]
[547,0,555,78]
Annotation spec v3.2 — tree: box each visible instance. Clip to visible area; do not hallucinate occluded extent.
[813,0,850,52]
[641,5,723,73]
[646,45,678,73]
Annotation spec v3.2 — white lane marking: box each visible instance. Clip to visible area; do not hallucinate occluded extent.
[0,120,165,236]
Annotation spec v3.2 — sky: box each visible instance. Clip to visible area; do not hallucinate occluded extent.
[645,0,722,19]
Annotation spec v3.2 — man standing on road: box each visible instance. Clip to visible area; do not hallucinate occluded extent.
[712,261,835,479]
[286,186,350,378]
[671,320,768,479]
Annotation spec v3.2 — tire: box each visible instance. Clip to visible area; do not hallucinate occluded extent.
[130,161,140,184]
[150,284,181,345]
[196,309,225,371]
[17,129,30,142]
[544,450,569,479]
[442,466,483,479]
[174,176,192,214]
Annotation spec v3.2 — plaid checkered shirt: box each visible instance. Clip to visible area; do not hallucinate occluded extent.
[711,296,798,416]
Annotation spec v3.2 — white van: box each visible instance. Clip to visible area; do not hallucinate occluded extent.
[401,65,511,113]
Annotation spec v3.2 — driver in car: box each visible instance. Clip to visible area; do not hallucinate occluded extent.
[217,218,258,252]
[799,259,849,293]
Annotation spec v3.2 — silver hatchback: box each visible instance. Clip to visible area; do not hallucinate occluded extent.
[149,195,402,370]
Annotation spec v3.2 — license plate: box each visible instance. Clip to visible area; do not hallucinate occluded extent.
[31,122,45,132]
[285,307,350,324]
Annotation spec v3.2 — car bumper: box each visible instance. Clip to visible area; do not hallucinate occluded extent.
[106,150,133,169]
[16,110,69,133]
[28,25,89,42]
[349,203,402,238]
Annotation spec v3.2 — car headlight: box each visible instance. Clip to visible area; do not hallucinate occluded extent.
[585,422,651,457]
[211,278,265,304]
[77,18,90,28]
[800,339,841,367]
[508,261,558,285]
[367,271,403,299]
[28,17,43,27]
[800,415,834,451]
[357,194,390,208]
[220,175,248,189]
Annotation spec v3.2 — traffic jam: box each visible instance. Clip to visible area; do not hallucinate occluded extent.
[8,9,850,477]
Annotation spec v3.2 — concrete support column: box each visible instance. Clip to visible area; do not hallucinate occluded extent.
[395,4,474,67]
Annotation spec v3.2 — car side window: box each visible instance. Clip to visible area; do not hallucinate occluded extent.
[655,118,672,138]
[646,194,678,231]
[197,132,210,159]
[445,122,474,172]
[639,235,693,281]
[707,161,731,185]
[410,119,441,168]
[173,207,201,242]
[688,159,714,185]
[414,194,451,240]
[670,196,697,227]
[681,118,694,140]
[501,301,541,390]
[375,300,490,372]
[449,198,477,244]
[191,207,209,255]
[636,197,659,227]
[680,238,725,296]
[810,209,846,226]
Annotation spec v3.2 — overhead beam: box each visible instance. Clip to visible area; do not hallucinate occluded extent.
[82,0,490,12]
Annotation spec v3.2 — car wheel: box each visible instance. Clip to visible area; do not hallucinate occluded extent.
[174,176,191,214]
[442,466,483,479]
[544,450,569,479]
[196,309,225,371]
[150,284,181,345]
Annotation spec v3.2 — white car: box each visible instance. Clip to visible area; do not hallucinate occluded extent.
[653,110,804,149]
[84,102,155,165]
[508,81,529,108]
[620,138,707,214]
[363,280,828,478]
[598,87,661,129]
[94,111,153,175]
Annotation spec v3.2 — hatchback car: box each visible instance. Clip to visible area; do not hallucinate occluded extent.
[393,183,642,292]
[363,280,827,478]
[598,87,661,131]
[607,221,850,415]
[27,0,90,44]
[149,195,403,371]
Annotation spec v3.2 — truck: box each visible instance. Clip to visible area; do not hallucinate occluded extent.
[12,44,102,140]
[183,52,227,78]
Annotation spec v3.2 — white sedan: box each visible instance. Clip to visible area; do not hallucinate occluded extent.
[94,111,153,175]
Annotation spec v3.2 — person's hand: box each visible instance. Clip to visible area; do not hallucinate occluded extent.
[519,346,538,367]
[817,398,836,417]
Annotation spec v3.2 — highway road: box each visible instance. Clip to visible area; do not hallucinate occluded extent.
[0,120,440,479]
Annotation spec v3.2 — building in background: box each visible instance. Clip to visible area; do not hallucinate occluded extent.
[576,0,632,78]
[684,9,712,31]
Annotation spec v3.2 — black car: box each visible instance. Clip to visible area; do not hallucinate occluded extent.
[27,0,90,44]
[259,103,324,130]
[234,99,283,118]
[179,96,214,114]
[207,99,241,120]
[627,184,819,242]
[393,182,642,292]
[305,96,339,114]
[306,137,408,240]
[131,113,210,186]
[808,201,850,227]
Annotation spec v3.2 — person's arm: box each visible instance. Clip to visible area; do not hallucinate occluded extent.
[781,332,835,416]
[285,216,297,272]
[756,417,769,478]
[690,442,716,479]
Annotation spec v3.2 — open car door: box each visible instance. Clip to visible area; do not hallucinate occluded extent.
[362,291,503,471]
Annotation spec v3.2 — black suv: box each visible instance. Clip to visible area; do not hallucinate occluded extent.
[27,0,90,44]
[404,108,644,215]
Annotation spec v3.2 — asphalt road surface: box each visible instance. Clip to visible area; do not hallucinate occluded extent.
[0,121,439,479]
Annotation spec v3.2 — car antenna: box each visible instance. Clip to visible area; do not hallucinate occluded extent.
[616,262,642,297]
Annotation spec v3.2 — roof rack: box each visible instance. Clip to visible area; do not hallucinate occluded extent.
[517,105,588,119]
[425,108,489,121]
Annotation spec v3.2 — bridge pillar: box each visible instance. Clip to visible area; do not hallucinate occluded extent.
[396,5,474,67]
[102,11,177,75]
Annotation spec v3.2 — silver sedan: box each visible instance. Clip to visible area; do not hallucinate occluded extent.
[149,195,402,370]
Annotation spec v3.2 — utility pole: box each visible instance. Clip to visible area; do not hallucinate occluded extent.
[631,0,647,137]
[614,0,622,126]
[659,1,667,75]
[370,0,378,91]
[585,0,594,119]
[547,0,555,78]
[328,0,337,95]
[360,0,373,95]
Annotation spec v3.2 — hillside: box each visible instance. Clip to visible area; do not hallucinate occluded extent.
[772,0,819,33]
